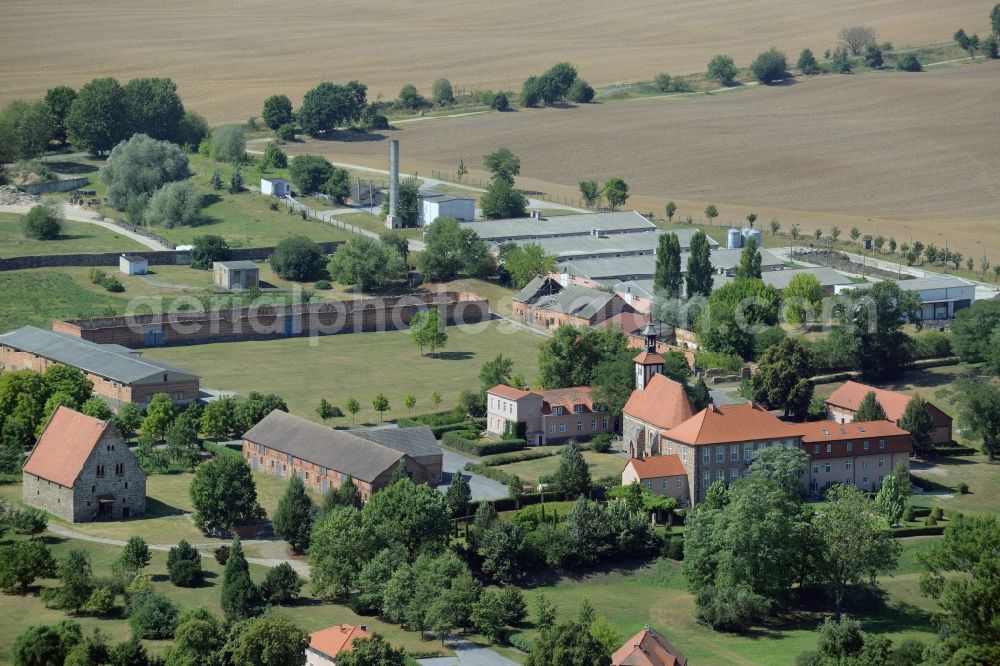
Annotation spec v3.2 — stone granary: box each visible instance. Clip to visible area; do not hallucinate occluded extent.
[23,406,146,522]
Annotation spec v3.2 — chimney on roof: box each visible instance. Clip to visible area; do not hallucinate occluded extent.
[359,624,367,632]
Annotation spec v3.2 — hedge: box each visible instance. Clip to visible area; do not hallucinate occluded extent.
[465,462,520,486]
[479,449,558,467]
[431,419,486,439]
[930,445,977,457]
[442,432,525,456]
[508,635,534,653]
[891,525,945,537]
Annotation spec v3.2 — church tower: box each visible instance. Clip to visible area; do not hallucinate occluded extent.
[633,323,665,391]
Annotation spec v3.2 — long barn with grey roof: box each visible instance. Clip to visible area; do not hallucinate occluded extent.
[242,410,442,500]
[460,210,656,242]
[0,326,199,410]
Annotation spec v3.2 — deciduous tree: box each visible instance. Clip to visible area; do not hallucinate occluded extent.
[686,230,714,298]
[707,55,739,85]
[190,455,264,534]
[262,94,294,130]
[66,77,128,156]
[654,232,683,298]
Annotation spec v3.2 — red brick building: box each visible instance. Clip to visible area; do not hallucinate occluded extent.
[0,326,199,410]
[242,411,442,502]
[826,380,952,446]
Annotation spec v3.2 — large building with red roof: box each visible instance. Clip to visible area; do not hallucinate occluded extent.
[486,384,615,446]
[619,332,912,503]
[825,380,952,445]
[23,405,146,522]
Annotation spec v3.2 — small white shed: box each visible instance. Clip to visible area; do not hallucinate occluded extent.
[261,178,292,197]
[420,193,475,226]
[119,254,148,276]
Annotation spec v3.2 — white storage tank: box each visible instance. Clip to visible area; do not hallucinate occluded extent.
[742,227,762,248]
[726,228,743,249]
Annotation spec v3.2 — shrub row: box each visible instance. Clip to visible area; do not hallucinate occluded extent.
[430,419,485,438]
[508,635,534,653]
[930,445,977,456]
[891,525,945,538]
[479,449,558,467]
[464,462,521,486]
[442,432,525,456]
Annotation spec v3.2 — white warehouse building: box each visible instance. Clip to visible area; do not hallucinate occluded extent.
[836,276,975,321]
[420,192,475,226]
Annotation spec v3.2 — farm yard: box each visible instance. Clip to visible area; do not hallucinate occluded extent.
[0,0,990,123]
[288,63,1000,260]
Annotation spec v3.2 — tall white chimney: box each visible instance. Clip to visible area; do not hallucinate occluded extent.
[385,139,400,228]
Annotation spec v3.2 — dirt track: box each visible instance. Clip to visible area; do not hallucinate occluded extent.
[0,0,990,122]
[285,63,1000,257]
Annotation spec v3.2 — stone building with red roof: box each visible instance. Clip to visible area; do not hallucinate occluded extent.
[23,405,146,522]
[621,455,689,504]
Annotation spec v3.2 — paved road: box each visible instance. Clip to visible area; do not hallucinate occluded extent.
[418,637,519,666]
[438,450,509,501]
[0,203,172,251]
[709,385,745,406]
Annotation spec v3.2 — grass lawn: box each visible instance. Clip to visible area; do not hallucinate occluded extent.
[0,212,148,257]
[509,538,938,665]
[335,211,423,240]
[424,277,519,314]
[494,451,626,485]
[144,320,542,424]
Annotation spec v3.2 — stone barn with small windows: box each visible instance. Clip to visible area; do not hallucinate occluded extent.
[22,406,146,523]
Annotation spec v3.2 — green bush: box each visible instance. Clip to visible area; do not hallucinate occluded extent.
[664,537,684,561]
[567,79,595,103]
[314,279,332,290]
[695,350,744,374]
[896,53,923,72]
[128,591,179,639]
[491,92,510,111]
[465,462,521,487]
[750,48,788,84]
[508,635,534,653]
[892,525,944,537]
[100,275,124,292]
[924,515,937,526]
[479,450,557,467]
[903,505,915,523]
[959,481,970,494]
[270,235,325,281]
[144,180,201,228]
[913,331,952,359]
[588,433,615,453]
[930,507,944,521]
[21,202,62,240]
[276,123,295,141]
[211,124,246,162]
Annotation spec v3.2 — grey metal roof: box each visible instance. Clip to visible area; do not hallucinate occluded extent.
[759,267,852,290]
[243,410,405,483]
[350,426,442,459]
[0,326,198,384]
[520,232,660,261]
[512,276,561,304]
[563,247,783,280]
[461,211,656,241]
[534,285,616,320]
[894,277,975,291]
[215,260,259,271]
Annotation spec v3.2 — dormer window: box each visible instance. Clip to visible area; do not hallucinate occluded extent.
[574,405,585,414]
[553,406,564,416]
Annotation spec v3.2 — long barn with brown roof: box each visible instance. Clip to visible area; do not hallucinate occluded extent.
[242,410,442,502]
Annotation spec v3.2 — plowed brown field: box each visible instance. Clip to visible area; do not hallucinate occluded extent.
[0,0,991,122]
[287,64,1000,257]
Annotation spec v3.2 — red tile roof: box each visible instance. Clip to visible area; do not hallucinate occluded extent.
[309,624,371,659]
[825,381,915,422]
[625,455,687,479]
[535,386,597,414]
[798,419,909,443]
[22,405,111,488]
[633,351,666,366]
[489,384,531,401]
[664,402,796,446]
[623,374,696,431]
[612,627,688,666]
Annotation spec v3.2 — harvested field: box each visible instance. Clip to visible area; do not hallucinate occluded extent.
[0,0,990,122]
[289,64,1000,257]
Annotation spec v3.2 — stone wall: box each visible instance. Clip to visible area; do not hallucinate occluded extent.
[54,291,489,348]
[0,241,342,272]
[23,473,76,523]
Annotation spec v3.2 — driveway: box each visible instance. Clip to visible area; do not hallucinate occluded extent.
[438,450,509,501]
[418,637,519,666]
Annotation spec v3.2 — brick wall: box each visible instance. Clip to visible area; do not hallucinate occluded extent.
[55,291,489,348]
